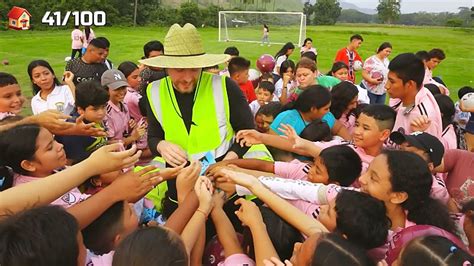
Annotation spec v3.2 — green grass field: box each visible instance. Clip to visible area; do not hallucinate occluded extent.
[0,24,473,114]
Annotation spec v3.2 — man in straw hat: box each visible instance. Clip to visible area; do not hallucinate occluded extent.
[141,23,254,168]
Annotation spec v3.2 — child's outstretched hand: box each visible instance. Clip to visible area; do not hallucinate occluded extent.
[131,123,147,141]
[213,174,237,199]
[220,169,261,189]
[410,115,431,132]
[110,165,163,203]
[194,176,214,215]
[279,124,305,150]
[176,161,201,202]
[234,198,264,228]
[236,129,264,147]
[129,118,137,130]
[212,190,226,211]
[87,143,142,175]
[158,163,185,181]
[74,114,107,137]
[205,160,232,176]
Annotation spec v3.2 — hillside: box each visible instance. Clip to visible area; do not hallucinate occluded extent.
[160,0,303,11]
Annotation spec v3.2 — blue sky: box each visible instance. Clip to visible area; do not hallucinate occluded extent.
[342,0,472,13]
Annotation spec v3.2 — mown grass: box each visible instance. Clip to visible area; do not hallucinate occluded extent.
[0,23,472,114]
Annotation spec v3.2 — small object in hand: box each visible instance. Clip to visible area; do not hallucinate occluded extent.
[371,71,383,81]
[2,59,9,65]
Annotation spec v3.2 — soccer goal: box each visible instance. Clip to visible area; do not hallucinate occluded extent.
[218,11,306,46]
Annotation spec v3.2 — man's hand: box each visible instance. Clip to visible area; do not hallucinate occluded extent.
[157,140,188,167]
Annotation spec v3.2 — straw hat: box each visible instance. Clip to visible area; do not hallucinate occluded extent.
[139,24,230,69]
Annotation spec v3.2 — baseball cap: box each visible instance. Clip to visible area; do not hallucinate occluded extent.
[101,69,129,90]
[390,131,445,167]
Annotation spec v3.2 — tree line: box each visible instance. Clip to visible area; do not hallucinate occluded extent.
[1,0,472,29]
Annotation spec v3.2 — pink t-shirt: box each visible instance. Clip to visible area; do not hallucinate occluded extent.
[391,87,443,146]
[441,124,457,150]
[105,101,131,141]
[123,88,148,149]
[13,173,90,207]
[274,159,311,181]
[432,174,450,205]
[217,253,255,266]
[124,87,142,121]
[71,29,83,49]
[82,29,95,48]
[443,149,474,206]
[313,139,374,174]
[338,113,356,135]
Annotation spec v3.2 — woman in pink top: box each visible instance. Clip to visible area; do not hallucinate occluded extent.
[330,81,358,135]
[82,26,95,54]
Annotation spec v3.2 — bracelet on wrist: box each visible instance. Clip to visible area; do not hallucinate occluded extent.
[196,208,208,218]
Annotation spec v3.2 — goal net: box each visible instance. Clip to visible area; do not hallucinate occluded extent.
[218,11,306,46]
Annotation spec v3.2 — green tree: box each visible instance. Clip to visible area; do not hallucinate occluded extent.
[377,0,401,24]
[179,2,201,26]
[312,0,341,25]
[303,1,313,25]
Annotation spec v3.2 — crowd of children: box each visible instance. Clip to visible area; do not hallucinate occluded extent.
[0,23,473,266]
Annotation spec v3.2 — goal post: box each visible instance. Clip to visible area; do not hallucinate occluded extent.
[218,11,306,46]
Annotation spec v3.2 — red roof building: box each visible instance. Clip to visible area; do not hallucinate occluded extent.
[7,6,32,30]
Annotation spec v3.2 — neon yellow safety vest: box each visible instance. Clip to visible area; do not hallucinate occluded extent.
[147,72,234,161]
[243,144,274,162]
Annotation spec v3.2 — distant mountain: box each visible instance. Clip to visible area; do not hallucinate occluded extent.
[301,1,377,15]
[340,2,377,15]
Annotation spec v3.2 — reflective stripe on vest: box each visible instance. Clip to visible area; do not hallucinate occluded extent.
[147,72,234,161]
[243,144,274,162]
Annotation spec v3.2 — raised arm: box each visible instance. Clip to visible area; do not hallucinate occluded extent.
[222,169,329,237]
[67,166,163,228]
[210,191,243,258]
[181,176,214,255]
[0,144,141,215]
[235,198,279,266]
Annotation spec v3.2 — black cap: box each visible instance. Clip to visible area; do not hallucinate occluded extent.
[390,131,445,167]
